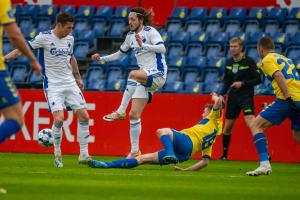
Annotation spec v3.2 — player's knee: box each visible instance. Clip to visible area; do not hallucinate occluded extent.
[156,128,170,137]
[54,120,63,128]
[128,71,138,80]
[78,113,89,123]
[129,110,140,120]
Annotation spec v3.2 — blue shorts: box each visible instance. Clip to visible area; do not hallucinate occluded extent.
[0,72,20,109]
[158,129,193,165]
[260,98,300,131]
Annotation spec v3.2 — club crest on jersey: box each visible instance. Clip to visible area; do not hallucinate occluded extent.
[232,64,239,74]
[50,48,71,56]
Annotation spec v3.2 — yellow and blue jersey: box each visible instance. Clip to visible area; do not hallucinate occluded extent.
[181,109,220,158]
[0,0,15,71]
[259,53,300,101]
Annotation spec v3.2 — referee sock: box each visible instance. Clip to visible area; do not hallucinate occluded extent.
[0,119,21,143]
[117,79,138,114]
[253,133,269,163]
[222,134,231,157]
[105,158,138,168]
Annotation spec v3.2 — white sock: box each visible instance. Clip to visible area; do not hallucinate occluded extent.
[78,121,90,156]
[260,160,270,167]
[116,79,138,114]
[52,122,62,156]
[130,119,141,153]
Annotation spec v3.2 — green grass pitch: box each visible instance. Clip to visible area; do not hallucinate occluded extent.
[0,152,299,200]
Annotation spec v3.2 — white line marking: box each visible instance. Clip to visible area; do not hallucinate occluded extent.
[0,188,7,194]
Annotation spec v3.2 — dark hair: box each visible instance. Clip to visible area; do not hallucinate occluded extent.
[56,12,74,26]
[130,7,154,26]
[205,104,213,111]
[258,37,275,50]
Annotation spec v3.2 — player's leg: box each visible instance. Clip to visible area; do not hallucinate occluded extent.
[127,96,148,158]
[156,128,178,164]
[220,96,240,160]
[246,99,289,176]
[88,152,159,169]
[103,69,148,121]
[0,75,23,143]
[52,110,64,167]
[291,101,300,144]
[75,108,92,164]
[0,103,23,143]
[46,88,65,167]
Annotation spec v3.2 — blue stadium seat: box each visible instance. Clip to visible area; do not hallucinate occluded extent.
[249,32,269,45]
[20,4,39,21]
[159,31,170,45]
[112,6,130,22]
[10,64,28,83]
[243,20,261,36]
[207,32,229,49]
[166,20,182,33]
[91,18,106,37]
[86,67,105,84]
[12,4,22,19]
[184,82,203,94]
[185,56,207,71]
[224,8,246,36]
[106,79,126,91]
[167,43,184,58]
[230,32,250,46]
[205,45,223,59]
[266,8,288,24]
[108,57,129,70]
[246,8,267,25]
[263,20,280,36]
[74,42,89,61]
[36,17,52,31]
[207,8,227,24]
[290,32,300,45]
[207,57,226,74]
[22,27,37,40]
[19,17,34,33]
[286,46,300,60]
[94,6,113,22]
[27,69,43,85]
[2,40,13,55]
[169,32,189,48]
[245,44,260,62]
[204,20,222,34]
[109,19,126,37]
[187,8,208,21]
[186,44,203,60]
[287,7,300,20]
[182,68,200,85]
[283,20,299,37]
[202,68,222,94]
[166,68,181,83]
[38,5,58,23]
[185,21,202,35]
[163,81,183,93]
[224,21,241,36]
[105,67,124,91]
[169,7,189,22]
[86,79,106,91]
[73,18,89,33]
[273,33,289,51]
[11,56,30,70]
[76,6,95,20]
[167,56,186,71]
[189,32,209,45]
[76,29,95,47]
[60,5,76,15]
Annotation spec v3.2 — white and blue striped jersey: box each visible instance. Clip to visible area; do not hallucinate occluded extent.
[28,30,75,88]
[120,26,167,78]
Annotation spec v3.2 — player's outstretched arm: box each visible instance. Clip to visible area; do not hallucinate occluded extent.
[174,158,209,171]
[4,23,41,75]
[4,49,21,61]
[211,93,224,110]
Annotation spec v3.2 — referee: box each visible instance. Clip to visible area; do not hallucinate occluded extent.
[219,37,261,160]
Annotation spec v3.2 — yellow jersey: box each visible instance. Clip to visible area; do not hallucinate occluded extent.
[259,53,300,101]
[181,109,220,158]
[0,0,15,71]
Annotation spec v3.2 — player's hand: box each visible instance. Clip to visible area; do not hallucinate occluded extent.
[135,34,142,47]
[230,81,243,89]
[31,59,41,75]
[211,92,218,102]
[76,79,84,91]
[174,166,186,171]
[91,53,100,61]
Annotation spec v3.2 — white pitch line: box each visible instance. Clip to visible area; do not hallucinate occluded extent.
[0,188,7,194]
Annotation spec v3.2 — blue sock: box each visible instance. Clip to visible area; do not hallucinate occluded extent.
[160,135,174,156]
[105,158,138,168]
[253,133,269,162]
[0,119,21,143]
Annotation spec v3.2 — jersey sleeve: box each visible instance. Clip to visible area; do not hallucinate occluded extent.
[28,32,45,49]
[150,28,164,45]
[119,34,132,54]
[201,146,212,159]
[207,109,221,120]
[0,0,15,25]
[261,56,279,77]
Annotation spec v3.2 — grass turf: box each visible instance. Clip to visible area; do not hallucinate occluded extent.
[0,152,299,200]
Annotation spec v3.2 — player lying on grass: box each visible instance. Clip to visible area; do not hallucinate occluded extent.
[88,94,224,171]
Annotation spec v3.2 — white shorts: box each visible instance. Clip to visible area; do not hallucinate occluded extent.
[142,69,166,92]
[44,84,87,112]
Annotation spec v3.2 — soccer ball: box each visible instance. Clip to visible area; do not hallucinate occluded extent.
[38,128,53,147]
